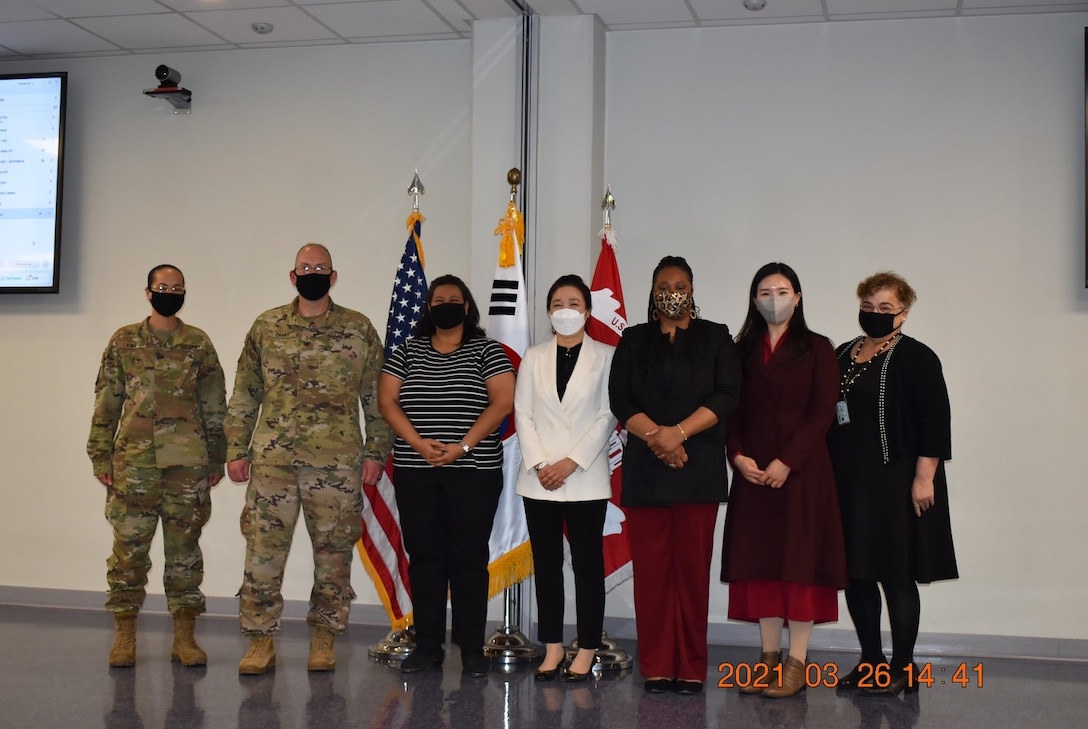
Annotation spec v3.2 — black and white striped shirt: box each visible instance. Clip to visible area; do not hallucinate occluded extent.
[383,336,513,469]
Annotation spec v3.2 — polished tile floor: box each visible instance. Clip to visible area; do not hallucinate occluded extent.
[1,605,1086,729]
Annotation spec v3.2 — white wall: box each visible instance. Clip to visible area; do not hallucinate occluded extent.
[601,14,1088,640]
[2,11,1087,646]
[0,41,473,614]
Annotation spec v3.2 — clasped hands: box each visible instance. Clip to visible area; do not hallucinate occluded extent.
[414,438,467,467]
[732,455,791,488]
[536,458,578,491]
[645,425,688,470]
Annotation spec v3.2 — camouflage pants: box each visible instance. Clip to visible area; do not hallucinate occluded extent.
[239,464,363,635]
[105,464,211,615]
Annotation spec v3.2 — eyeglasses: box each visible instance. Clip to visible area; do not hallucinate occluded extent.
[295,264,332,275]
[150,284,185,294]
[860,303,904,315]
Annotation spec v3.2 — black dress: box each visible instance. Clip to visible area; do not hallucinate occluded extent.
[827,335,958,585]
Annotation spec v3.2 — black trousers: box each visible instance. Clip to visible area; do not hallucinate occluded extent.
[393,467,503,651]
[522,496,608,649]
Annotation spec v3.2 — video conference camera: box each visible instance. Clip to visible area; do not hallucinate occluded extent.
[155,65,182,88]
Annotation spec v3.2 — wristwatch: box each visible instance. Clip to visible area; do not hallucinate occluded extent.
[459,440,472,455]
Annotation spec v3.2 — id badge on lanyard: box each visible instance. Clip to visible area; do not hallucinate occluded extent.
[835,400,850,426]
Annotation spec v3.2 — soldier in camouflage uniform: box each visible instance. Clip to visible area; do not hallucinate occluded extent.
[87,264,227,668]
[226,243,392,675]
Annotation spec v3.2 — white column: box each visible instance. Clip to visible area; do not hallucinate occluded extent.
[529,15,607,341]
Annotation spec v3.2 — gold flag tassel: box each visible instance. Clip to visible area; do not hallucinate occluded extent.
[493,200,524,268]
[406,210,426,268]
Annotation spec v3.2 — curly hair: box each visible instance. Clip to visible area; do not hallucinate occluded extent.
[856,271,917,308]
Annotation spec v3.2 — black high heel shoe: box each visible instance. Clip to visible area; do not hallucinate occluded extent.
[563,667,593,683]
[861,664,920,696]
[535,661,566,681]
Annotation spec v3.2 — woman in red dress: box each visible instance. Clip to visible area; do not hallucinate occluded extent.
[720,262,848,698]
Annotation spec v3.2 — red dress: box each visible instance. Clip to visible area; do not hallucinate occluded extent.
[720,331,848,623]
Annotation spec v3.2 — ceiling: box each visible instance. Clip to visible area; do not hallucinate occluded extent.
[1,0,1086,62]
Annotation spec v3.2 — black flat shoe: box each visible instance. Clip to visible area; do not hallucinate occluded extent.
[861,665,919,696]
[674,680,703,695]
[643,678,674,693]
[400,646,444,674]
[563,668,593,683]
[461,651,490,678]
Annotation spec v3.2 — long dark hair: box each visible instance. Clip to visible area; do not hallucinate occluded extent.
[735,262,815,364]
[413,274,486,344]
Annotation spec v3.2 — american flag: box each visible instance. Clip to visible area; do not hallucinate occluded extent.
[355,212,426,631]
[385,216,428,354]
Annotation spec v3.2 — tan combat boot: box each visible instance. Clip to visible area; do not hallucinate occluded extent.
[171,610,208,666]
[307,626,336,671]
[108,612,137,667]
[238,635,275,675]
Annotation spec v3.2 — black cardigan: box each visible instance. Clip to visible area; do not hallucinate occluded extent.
[835,334,952,464]
[608,318,741,507]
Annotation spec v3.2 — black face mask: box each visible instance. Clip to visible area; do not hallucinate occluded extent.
[295,273,332,301]
[430,302,468,330]
[858,309,903,339]
[150,291,185,317]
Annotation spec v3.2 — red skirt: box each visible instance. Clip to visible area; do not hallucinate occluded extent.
[728,579,838,624]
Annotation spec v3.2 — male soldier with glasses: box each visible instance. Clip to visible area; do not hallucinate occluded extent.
[226,243,392,674]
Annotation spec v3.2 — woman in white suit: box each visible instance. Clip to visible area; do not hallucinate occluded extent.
[515,274,617,683]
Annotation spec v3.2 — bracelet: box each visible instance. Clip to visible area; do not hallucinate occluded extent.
[676,423,688,441]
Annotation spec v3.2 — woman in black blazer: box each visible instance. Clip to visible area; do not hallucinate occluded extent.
[608,255,741,695]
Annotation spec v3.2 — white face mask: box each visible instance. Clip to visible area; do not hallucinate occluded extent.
[755,296,796,325]
[550,308,586,336]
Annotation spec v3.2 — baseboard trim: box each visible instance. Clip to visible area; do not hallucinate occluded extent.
[3,585,1084,663]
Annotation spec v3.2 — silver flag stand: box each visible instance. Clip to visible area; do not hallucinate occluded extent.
[565,632,634,673]
[368,171,427,666]
[482,582,541,664]
[559,186,633,675]
[368,625,415,663]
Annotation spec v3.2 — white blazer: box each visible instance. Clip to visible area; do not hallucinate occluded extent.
[514,335,617,502]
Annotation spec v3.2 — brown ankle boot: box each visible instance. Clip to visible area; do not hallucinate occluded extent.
[739,650,782,694]
[109,613,137,667]
[764,655,807,698]
[239,635,276,675]
[307,626,336,671]
[171,611,208,666]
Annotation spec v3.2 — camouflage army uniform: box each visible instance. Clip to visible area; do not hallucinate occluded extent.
[226,298,392,635]
[87,319,227,616]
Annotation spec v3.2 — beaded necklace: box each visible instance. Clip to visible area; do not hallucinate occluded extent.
[839,335,897,400]
[837,334,903,464]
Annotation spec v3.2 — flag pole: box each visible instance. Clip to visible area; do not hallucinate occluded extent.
[562,184,634,674]
[483,167,541,666]
[366,171,426,663]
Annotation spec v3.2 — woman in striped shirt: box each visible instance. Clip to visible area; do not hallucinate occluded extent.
[378,274,515,678]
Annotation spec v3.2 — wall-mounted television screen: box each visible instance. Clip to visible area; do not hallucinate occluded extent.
[0,72,67,294]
